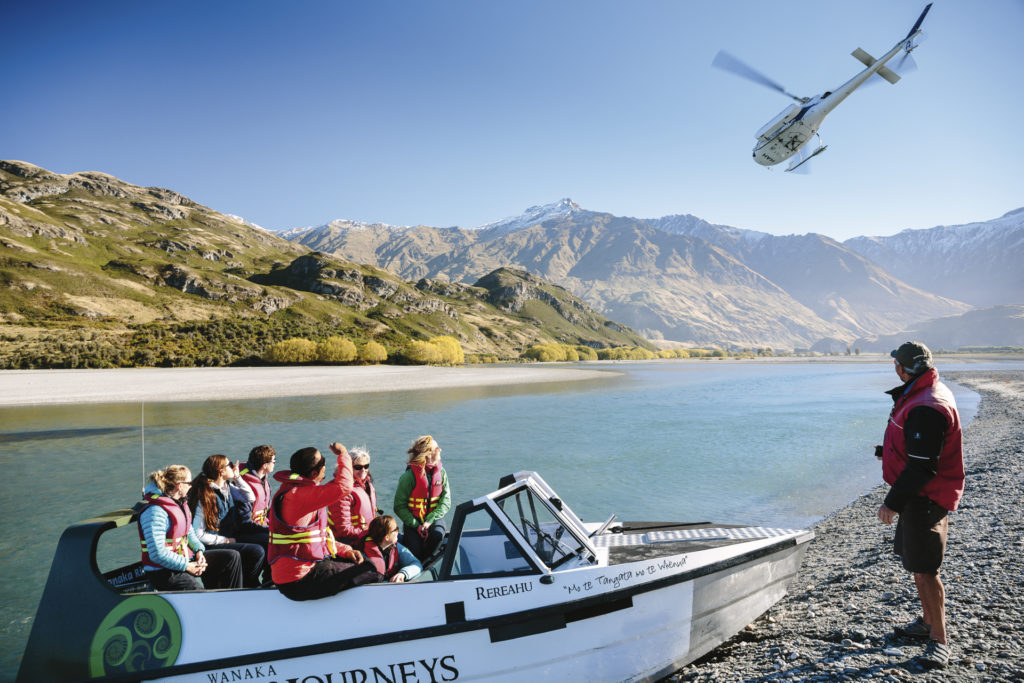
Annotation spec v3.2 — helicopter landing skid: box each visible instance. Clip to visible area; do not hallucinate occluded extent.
[786,136,828,172]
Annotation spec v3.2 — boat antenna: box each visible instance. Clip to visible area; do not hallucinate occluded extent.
[141,402,146,492]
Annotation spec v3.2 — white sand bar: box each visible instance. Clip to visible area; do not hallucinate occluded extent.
[0,365,618,407]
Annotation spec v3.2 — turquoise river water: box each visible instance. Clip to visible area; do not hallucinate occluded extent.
[2,359,1018,678]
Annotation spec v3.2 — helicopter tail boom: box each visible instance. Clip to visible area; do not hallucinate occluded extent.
[851,48,901,84]
[904,3,933,41]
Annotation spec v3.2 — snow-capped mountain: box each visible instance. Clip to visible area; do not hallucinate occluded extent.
[642,213,771,251]
[844,208,1024,306]
[278,218,411,241]
[475,198,582,236]
[225,214,268,232]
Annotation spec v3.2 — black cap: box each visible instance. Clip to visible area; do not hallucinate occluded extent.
[890,341,933,374]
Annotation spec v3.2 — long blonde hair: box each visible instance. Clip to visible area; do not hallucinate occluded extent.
[149,465,191,496]
[406,435,438,467]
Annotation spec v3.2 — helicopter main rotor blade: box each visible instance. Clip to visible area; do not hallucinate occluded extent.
[712,50,806,103]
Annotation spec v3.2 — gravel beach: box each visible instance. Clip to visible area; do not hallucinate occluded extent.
[666,370,1024,682]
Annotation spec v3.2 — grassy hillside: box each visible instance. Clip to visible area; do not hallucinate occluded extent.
[0,161,651,368]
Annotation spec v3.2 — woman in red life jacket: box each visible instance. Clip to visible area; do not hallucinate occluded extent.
[238,444,275,527]
[187,454,268,588]
[328,446,379,549]
[268,443,378,601]
[393,435,451,561]
[363,515,422,583]
[139,465,242,591]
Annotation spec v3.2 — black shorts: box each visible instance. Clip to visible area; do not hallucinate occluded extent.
[893,497,949,574]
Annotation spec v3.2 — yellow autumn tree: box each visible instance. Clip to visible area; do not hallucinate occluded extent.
[316,336,357,363]
[264,338,317,364]
[428,336,465,365]
[358,340,388,363]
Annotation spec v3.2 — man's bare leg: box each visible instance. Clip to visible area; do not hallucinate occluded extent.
[914,572,946,643]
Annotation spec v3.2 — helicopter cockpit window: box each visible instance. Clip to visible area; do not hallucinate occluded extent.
[496,487,588,569]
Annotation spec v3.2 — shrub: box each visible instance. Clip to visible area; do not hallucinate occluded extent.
[597,346,655,361]
[429,336,465,365]
[522,343,564,362]
[264,338,317,364]
[316,336,357,363]
[359,340,388,363]
[406,340,443,364]
[574,346,598,361]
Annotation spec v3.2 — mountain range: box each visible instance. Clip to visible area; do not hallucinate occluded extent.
[4,158,1020,359]
[0,161,649,368]
[282,200,1024,350]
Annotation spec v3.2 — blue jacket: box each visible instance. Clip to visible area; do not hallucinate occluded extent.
[140,481,205,572]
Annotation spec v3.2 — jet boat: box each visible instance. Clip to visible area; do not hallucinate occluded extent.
[18,471,812,682]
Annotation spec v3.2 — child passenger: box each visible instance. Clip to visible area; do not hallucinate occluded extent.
[364,516,422,583]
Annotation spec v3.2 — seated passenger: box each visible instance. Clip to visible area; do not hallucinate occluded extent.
[187,454,267,588]
[139,465,242,591]
[328,446,379,548]
[393,435,451,561]
[237,444,276,527]
[269,443,378,601]
[364,515,422,583]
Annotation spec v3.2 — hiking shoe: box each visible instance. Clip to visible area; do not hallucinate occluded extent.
[894,616,931,639]
[917,639,950,669]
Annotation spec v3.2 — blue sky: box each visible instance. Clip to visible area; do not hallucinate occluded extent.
[4,1,1022,239]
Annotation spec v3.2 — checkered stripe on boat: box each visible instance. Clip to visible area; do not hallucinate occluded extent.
[591,526,802,547]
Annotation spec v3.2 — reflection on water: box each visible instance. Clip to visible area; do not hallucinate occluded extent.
[0,360,1014,677]
[0,426,137,444]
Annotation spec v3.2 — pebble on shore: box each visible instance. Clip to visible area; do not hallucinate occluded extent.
[665,371,1024,683]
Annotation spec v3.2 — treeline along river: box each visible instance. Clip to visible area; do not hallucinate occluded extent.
[2,359,1015,678]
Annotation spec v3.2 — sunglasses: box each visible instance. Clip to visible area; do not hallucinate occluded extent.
[352,463,370,471]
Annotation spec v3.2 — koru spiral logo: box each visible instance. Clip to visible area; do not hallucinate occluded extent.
[89,595,182,676]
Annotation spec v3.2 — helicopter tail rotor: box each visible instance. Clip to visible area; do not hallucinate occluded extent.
[892,50,919,75]
[711,50,809,103]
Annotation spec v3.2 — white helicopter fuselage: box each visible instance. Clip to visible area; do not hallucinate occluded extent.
[752,28,922,167]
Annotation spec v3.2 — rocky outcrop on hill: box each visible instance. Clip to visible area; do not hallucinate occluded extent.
[253,253,459,317]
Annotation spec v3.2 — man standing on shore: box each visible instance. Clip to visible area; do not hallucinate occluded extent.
[875,341,964,670]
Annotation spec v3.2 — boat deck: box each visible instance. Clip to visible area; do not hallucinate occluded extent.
[595,521,804,564]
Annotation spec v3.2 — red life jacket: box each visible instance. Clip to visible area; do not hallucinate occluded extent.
[268,473,331,565]
[328,480,377,544]
[239,468,271,526]
[882,368,965,511]
[363,540,396,579]
[408,463,444,522]
[139,493,194,567]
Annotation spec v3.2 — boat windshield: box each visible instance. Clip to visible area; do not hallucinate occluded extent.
[495,486,588,569]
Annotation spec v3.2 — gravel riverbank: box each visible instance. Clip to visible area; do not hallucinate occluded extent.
[666,370,1024,682]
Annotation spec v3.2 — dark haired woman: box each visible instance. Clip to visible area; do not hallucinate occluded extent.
[328,446,378,548]
[393,435,451,560]
[139,465,242,591]
[188,454,266,588]
[363,515,421,583]
[268,443,377,600]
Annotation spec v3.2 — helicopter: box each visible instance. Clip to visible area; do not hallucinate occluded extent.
[713,3,932,172]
